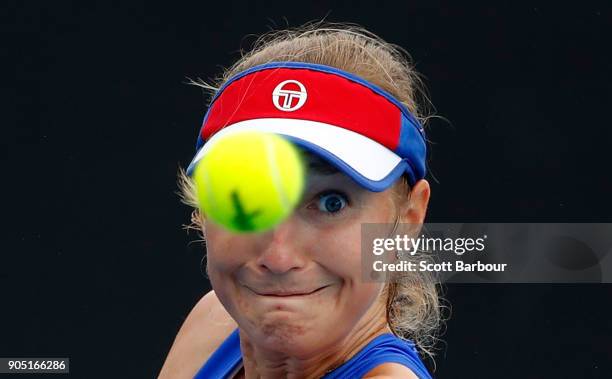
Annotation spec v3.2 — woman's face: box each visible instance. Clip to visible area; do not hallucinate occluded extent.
[204,159,402,357]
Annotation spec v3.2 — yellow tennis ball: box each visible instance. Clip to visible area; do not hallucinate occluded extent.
[193,131,305,233]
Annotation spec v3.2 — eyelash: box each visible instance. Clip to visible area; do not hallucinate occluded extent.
[310,190,350,217]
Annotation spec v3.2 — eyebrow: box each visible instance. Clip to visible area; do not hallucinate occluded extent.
[302,150,340,175]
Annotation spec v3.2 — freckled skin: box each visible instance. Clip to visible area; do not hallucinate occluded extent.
[204,168,430,378]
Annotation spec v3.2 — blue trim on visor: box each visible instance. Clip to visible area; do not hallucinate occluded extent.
[186,156,198,177]
[195,111,211,152]
[397,114,426,181]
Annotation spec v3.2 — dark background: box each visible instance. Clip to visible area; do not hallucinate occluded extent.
[6,1,612,378]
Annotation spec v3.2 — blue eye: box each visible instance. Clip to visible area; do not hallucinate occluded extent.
[317,192,348,214]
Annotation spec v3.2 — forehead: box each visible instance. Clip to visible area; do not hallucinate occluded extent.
[301,150,340,176]
[299,149,371,195]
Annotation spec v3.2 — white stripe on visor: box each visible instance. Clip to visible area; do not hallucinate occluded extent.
[188,118,402,182]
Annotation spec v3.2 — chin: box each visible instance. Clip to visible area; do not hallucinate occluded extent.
[252,318,328,357]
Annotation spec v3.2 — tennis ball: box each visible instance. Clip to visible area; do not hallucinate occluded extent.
[193,131,305,233]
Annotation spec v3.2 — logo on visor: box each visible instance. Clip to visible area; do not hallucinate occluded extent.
[272,80,307,112]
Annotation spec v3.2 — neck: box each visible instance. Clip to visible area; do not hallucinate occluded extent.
[238,300,392,379]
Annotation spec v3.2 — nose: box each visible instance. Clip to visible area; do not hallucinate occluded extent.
[255,216,306,274]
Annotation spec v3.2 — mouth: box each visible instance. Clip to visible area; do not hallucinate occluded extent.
[246,285,331,297]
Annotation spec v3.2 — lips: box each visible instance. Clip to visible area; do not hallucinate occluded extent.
[246,285,330,297]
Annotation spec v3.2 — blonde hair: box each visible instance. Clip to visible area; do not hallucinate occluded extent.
[178,21,443,364]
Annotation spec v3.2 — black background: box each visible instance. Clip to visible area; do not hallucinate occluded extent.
[6,1,612,378]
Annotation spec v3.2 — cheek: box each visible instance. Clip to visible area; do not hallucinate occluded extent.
[311,200,391,316]
[204,224,251,283]
[314,200,395,279]
[204,226,256,318]
[313,224,379,321]
[318,224,363,275]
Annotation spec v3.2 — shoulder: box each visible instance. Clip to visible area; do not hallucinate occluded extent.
[158,290,238,379]
[363,362,420,379]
